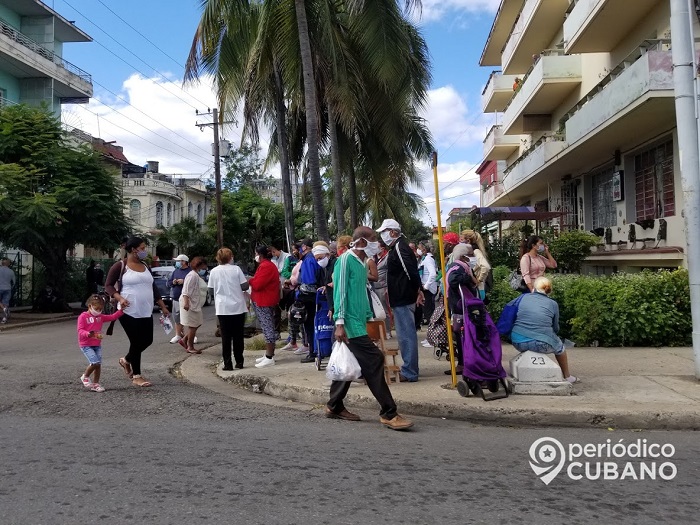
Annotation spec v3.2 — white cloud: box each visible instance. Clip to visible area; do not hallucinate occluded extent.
[418,0,500,23]
[414,160,482,226]
[423,85,495,151]
[64,74,264,177]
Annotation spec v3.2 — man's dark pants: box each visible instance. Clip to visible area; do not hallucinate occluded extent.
[327,335,397,419]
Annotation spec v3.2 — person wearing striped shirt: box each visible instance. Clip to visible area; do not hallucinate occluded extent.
[326,226,413,431]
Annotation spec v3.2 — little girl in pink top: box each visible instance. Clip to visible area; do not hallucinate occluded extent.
[77,295,123,392]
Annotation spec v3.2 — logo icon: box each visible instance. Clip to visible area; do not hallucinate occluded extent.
[529,437,566,485]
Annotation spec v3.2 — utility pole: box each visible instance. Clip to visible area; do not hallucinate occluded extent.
[670,0,700,379]
[196,109,235,248]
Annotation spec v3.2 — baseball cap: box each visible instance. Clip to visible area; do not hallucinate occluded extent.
[174,254,189,262]
[376,219,401,232]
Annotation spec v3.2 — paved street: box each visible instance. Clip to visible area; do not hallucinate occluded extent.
[1,311,699,525]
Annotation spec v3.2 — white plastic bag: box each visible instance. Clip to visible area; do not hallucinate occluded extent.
[325,341,362,382]
[160,315,173,335]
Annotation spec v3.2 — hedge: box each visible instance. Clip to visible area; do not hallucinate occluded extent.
[486,267,691,347]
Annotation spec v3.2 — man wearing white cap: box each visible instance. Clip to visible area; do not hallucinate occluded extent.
[167,254,192,344]
[376,219,424,382]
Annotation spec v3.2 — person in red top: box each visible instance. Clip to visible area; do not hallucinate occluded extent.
[76,294,124,392]
[250,245,282,368]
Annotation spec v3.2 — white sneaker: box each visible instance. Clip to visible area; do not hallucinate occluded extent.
[90,383,105,393]
[255,356,268,363]
[566,376,580,384]
[193,336,198,344]
[169,335,182,344]
[386,333,392,339]
[421,340,432,347]
[280,342,298,351]
[255,356,275,368]
[293,345,309,355]
[80,374,92,388]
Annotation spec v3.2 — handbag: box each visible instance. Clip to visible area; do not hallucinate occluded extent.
[426,299,448,347]
[367,285,386,321]
[509,255,532,293]
[496,294,524,336]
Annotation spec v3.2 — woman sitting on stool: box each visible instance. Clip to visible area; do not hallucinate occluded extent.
[511,276,578,383]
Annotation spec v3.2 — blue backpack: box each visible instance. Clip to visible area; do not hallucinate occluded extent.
[496,295,524,337]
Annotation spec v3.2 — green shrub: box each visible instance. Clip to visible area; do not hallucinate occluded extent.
[548,230,599,273]
[487,269,691,347]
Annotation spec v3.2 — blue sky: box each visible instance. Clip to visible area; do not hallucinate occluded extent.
[54,0,500,226]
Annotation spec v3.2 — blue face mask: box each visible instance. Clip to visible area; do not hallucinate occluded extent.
[137,250,148,260]
[198,269,207,276]
[175,262,182,269]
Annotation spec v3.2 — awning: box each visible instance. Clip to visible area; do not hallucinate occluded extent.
[469,206,563,221]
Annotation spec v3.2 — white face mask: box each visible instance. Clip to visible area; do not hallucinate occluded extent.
[255,255,260,263]
[351,239,380,257]
[380,231,394,246]
[416,249,423,256]
[88,307,102,316]
[317,257,329,268]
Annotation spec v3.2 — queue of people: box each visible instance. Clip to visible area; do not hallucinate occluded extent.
[76,227,569,431]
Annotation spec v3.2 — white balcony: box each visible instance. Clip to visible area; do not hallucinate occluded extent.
[563,0,660,54]
[565,50,674,149]
[502,54,582,135]
[483,125,521,161]
[480,0,525,67]
[123,178,181,199]
[499,138,568,201]
[501,0,569,74]
[0,17,92,99]
[483,181,505,207]
[482,71,518,113]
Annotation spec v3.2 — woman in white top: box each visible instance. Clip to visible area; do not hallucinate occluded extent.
[207,248,249,370]
[418,241,438,325]
[105,236,170,387]
[180,256,209,354]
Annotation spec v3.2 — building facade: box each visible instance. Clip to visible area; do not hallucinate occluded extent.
[0,0,92,113]
[480,0,689,272]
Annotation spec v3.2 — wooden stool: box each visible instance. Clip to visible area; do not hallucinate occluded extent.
[367,320,401,385]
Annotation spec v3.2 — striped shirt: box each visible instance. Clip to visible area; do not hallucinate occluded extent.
[332,251,373,339]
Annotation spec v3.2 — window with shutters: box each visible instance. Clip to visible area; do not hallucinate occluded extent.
[129,199,141,223]
[591,167,616,229]
[155,201,163,227]
[635,140,674,222]
[166,203,172,226]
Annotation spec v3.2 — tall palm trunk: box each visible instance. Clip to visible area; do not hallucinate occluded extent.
[295,0,329,241]
[327,103,346,233]
[273,64,295,250]
[348,160,359,228]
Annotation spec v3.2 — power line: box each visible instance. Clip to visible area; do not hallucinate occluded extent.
[59,0,204,110]
[95,0,186,70]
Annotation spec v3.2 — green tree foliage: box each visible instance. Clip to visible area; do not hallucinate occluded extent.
[0,105,128,307]
[487,235,521,269]
[549,230,599,273]
[222,144,269,192]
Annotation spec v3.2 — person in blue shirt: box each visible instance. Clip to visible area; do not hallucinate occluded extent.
[167,254,192,344]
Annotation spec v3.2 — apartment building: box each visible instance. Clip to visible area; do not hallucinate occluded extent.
[480,0,688,272]
[0,0,92,113]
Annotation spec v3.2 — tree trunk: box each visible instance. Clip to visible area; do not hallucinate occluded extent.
[294,0,329,241]
[327,103,346,234]
[348,160,359,229]
[274,63,295,251]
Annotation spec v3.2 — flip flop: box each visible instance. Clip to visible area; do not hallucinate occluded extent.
[118,357,133,379]
[132,377,152,387]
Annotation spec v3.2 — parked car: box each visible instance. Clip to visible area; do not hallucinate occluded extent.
[152,265,213,307]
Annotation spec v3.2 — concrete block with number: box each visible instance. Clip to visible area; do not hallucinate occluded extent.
[509,351,572,395]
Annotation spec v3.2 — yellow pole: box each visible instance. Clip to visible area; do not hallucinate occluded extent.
[431,152,458,387]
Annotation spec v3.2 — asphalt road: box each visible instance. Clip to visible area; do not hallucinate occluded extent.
[1,309,699,525]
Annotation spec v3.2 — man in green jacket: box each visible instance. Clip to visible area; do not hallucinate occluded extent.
[326,226,413,431]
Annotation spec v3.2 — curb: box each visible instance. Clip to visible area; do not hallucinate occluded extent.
[0,314,78,331]
[212,370,700,431]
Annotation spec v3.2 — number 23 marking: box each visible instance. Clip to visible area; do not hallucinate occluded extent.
[531,356,546,365]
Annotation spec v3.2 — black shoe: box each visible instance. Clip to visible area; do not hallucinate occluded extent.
[235,363,244,369]
[300,354,317,363]
[222,365,234,371]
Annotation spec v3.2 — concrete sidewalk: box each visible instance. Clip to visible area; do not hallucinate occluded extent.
[182,337,700,431]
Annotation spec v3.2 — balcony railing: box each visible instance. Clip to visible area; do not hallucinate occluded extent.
[0,96,17,107]
[0,17,91,83]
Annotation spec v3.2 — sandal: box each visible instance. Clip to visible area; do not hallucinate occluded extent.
[118,358,133,379]
[132,376,152,387]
